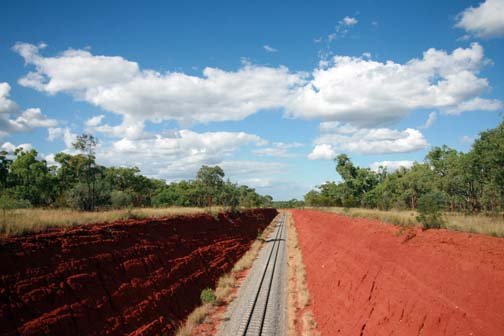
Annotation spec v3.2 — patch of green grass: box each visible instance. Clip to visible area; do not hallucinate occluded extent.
[200,288,216,305]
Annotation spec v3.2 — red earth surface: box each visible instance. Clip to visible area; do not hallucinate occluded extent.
[0,208,277,336]
[291,209,504,336]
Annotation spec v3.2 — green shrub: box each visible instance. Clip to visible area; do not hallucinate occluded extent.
[416,191,446,229]
[200,288,216,304]
[66,182,110,211]
[110,190,134,208]
[0,194,31,210]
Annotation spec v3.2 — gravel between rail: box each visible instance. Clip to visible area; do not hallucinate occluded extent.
[217,213,287,336]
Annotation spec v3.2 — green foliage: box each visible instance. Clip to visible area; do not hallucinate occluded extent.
[110,190,134,208]
[416,191,446,229]
[200,288,216,304]
[0,133,274,212]
[471,122,504,212]
[0,150,12,189]
[71,133,100,211]
[304,120,504,215]
[7,149,56,206]
[3,120,503,215]
[304,190,323,206]
[197,165,224,207]
[335,154,357,180]
[103,167,157,207]
[0,193,31,210]
[361,189,378,208]
[65,181,110,211]
[330,154,381,207]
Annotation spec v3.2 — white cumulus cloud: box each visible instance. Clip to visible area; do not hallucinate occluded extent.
[85,114,105,127]
[0,83,18,114]
[370,160,415,172]
[341,16,358,26]
[443,97,502,115]
[96,130,267,181]
[308,144,338,160]
[311,122,428,156]
[13,42,502,131]
[44,127,281,187]
[13,43,304,133]
[48,127,78,148]
[0,82,57,138]
[287,43,500,126]
[455,0,504,38]
[1,142,33,153]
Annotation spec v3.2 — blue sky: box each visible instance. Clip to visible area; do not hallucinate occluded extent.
[1,0,503,200]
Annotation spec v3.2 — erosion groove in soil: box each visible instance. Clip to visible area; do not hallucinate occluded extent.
[292,209,504,336]
[0,208,278,336]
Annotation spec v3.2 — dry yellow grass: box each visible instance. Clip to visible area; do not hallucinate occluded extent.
[175,213,279,336]
[301,312,319,336]
[175,304,211,336]
[0,207,220,236]
[443,212,504,237]
[215,273,235,305]
[316,207,504,237]
[286,212,319,336]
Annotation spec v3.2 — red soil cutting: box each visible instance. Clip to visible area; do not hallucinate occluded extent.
[291,209,504,336]
[0,209,277,336]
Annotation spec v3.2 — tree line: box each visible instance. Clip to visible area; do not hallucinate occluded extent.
[0,134,273,211]
[304,121,504,213]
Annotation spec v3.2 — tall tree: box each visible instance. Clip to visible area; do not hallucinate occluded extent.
[196,165,225,207]
[72,134,99,211]
[471,121,504,211]
[0,150,11,189]
[7,149,55,206]
[335,154,357,181]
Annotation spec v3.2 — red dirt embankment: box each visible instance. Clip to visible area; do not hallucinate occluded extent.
[0,209,277,336]
[291,209,504,336]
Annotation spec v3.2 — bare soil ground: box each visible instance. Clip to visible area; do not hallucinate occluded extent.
[292,209,504,336]
[0,209,277,336]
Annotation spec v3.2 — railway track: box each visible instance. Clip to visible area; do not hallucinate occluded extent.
[238,213,286,335]
[218,213,287,336]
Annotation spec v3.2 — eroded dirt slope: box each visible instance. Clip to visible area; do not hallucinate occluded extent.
[0,209,277,336]
[292,209,504,336]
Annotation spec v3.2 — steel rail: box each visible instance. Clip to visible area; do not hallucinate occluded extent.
[241,213,285,336]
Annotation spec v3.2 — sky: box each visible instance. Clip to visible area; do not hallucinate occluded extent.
[1,0,503,200]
